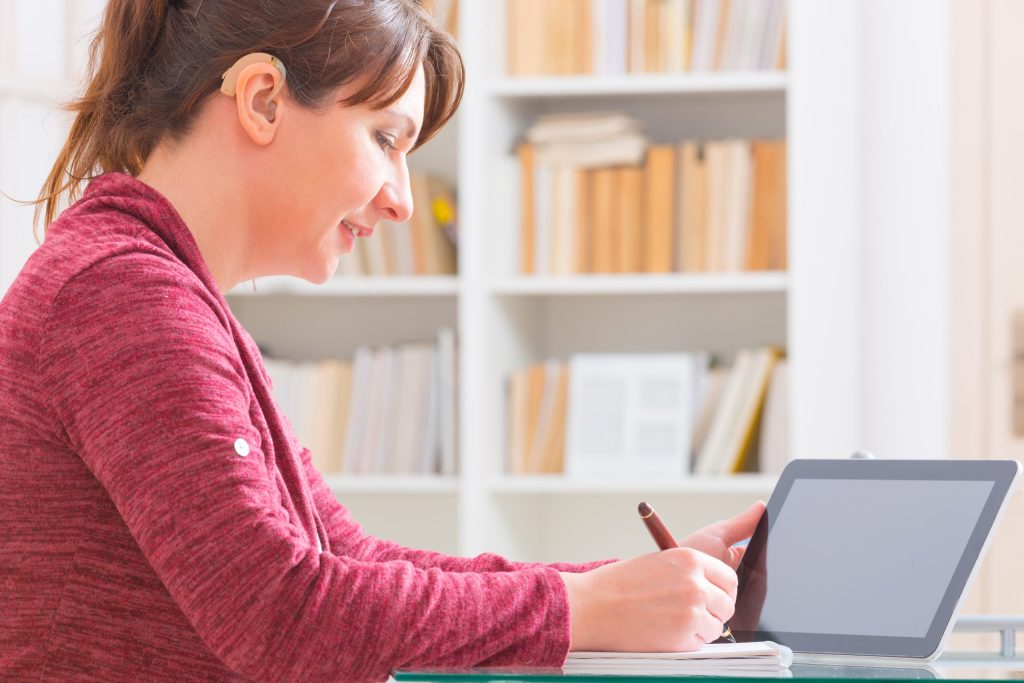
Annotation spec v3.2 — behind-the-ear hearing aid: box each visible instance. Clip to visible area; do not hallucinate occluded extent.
[220,52,287,99]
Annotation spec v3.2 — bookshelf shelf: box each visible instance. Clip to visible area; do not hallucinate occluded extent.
[324,475,459,494]
[483,72,788,99]
[489,273,788,297]
[489,474,778,495]
[228,275,460,298]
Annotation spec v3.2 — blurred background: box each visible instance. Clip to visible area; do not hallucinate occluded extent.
[2,0,1022,647]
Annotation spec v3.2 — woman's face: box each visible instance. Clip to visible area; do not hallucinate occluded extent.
[258,65,425,284]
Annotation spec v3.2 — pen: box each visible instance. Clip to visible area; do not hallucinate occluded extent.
[638,501,736,644]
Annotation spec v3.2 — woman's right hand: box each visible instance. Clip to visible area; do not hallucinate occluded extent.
[559,548,737,652]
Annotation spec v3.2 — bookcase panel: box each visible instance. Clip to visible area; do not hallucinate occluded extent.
[535,294,787,358]
[226,295,458,361]
[335,492,459,556]
[484,491,767,564]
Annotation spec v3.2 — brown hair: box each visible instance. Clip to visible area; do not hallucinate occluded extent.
[32,0,464,242]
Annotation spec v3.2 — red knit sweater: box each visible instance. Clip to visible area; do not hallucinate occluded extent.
[0,173,609,682]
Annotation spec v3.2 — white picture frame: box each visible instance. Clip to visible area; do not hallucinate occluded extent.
[565,353,697,478]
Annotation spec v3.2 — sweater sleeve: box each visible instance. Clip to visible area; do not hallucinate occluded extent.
[295,438,617,574]
[39,256,576,683]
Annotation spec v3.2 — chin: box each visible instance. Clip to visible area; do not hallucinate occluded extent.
[305,259,339,285]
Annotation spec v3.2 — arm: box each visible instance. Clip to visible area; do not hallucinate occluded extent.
[41,257,576,682]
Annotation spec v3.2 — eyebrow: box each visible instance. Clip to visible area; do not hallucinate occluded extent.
[381,108,420,141]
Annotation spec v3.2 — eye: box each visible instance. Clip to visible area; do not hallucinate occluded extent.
[376,131,397,152]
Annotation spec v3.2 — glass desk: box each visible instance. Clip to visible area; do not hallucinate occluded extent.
[393,616,1024,681]
[392,655,1024,681]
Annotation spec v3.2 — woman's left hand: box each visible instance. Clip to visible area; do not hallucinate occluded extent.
[676,501,766,569]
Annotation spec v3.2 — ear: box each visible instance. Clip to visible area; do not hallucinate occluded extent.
[233,63,286,146]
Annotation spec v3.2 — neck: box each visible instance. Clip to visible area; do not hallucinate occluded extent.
[137,127,254,294]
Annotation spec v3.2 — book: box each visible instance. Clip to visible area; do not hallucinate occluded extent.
[528,360,563,474]
[437,327,458,476]
[535,133,648,169]
[422,342,444,474]
[343,347,374,474]
[517,142,536,274]
[614,165,644,273]
[541,362,570,473]
[590,167,617,274]
[533,160,554,275]
[678,141,709,272]
[747,139,788,270]
[522,363,547,472]
[704,141,730,271]
[691,365,731,464]
[550,166,578,276]
[760,0,787,69]
[662,0,690,73]
[643,144,677,273]
[574,169,592,273]
[691,0,724,71]
[593,0,629,76]
[508,369,529,474]
[391,345,423,474]
[526,112,640,144]
[695,347,780,474]
[722,140,754,272]
[409,174,456,276]
[759,358,790,474]
[628,0,645,73]
[643,0,661,73]
[563,641,793,676]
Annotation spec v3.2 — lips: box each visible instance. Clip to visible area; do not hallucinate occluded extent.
[341,220,374,238]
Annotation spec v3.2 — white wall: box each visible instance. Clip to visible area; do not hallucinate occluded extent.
[859,0,952,459]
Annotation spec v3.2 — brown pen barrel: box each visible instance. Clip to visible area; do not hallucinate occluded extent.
[638,501,678,550]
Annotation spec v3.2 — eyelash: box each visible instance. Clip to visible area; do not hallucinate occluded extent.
[376,132,397,152]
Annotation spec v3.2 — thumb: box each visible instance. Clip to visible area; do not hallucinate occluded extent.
[726,544,747,570]
[717,501,766,547]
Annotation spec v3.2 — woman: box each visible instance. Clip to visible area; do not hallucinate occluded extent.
[0,1,765,680]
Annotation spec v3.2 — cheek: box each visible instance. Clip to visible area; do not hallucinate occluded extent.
[334,141,387,206]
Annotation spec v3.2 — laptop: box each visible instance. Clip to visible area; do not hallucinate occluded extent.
[730,458,1021,663]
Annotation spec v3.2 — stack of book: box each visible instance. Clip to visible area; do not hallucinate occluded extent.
[519,112,787,275]
[337,173,458,277]
[506,0,786,77]
[506,348,789,477]
[264,328,458,477]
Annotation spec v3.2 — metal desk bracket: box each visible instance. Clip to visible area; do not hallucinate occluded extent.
[953,615,1024,657]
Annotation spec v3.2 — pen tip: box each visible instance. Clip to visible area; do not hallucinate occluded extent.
[638,501,652,516]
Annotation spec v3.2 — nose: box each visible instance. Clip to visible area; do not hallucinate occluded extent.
[373,165,414,224]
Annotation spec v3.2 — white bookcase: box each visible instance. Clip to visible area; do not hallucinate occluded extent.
[226,0,865,564]
[3,0,900,566]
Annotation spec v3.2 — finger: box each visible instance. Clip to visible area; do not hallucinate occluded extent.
[704,582,736,624]
[713,501,766,547]
[696,611,725,645]
[699,554,739,601]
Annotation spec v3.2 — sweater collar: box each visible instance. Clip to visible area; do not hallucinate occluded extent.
[78,171,225,301]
